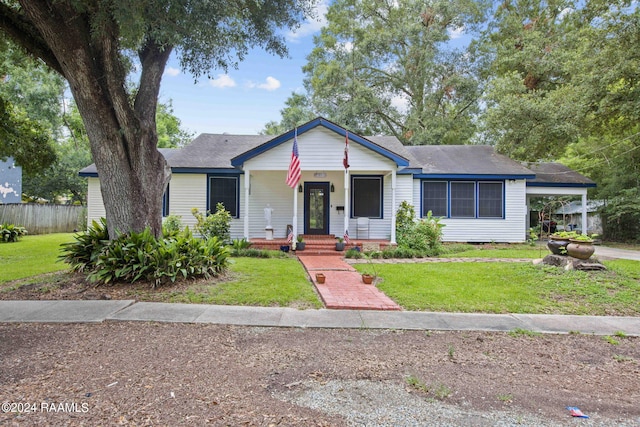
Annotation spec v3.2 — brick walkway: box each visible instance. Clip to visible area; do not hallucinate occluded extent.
[297,255,401,311]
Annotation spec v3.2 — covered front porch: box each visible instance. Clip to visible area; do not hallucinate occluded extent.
[249,234,396,254]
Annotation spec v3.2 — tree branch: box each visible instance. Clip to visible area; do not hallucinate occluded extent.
[0,2,63,74]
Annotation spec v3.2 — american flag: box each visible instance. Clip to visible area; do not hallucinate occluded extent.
[286,129,301,188]
[344,229,350,244]
[343,131,350,169]
[287,228,294,244]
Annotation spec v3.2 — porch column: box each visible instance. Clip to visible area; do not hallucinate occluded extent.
[343,168,350,239]
[390,170,397,244]
[244,170,250,240]
[581,192,588,235]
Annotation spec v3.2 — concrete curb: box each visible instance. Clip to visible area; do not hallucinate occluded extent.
[1,301,638,336]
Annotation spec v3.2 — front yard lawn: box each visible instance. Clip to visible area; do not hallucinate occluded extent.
[355,260,640,316]
[0,233,74,283]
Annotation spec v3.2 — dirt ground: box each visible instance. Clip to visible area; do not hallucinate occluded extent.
[1,322,638,426]
[1,271,639,426]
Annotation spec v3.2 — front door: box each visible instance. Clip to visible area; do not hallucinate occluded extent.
[304,182,330,235]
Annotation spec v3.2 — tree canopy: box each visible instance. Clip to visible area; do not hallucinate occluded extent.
[0,0,313,237]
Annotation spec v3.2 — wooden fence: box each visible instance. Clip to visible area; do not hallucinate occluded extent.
[0,204,85,234]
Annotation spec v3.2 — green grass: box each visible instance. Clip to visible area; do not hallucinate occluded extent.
[166,257,322,308]
[0,233,74,283]
[441,243,546,259]
[357,260,640,315]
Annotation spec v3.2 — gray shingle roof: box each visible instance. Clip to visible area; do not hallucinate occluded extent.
[169,134,269,169]
[525,162,596,186]
[79,148,179,175]
[406,145,535,176]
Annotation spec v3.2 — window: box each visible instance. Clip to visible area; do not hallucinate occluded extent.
[422,181,447,217]
[209,176,239,217]
[478,182,503,218]
[352,176,382,218]
[162,184,170,217]
[450,182,475,218]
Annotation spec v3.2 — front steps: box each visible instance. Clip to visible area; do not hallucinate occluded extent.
[249,235,395,255]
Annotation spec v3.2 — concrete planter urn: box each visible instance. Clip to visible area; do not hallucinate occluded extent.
[566,239,595,260]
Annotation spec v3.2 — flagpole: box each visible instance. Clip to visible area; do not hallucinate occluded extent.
[292,186,298,250]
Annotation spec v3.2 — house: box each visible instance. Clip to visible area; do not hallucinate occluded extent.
[80,117,596,243]
[553,200,604,235]
[0,157,22,204]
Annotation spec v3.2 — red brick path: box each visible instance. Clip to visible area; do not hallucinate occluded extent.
[297,255,401,311]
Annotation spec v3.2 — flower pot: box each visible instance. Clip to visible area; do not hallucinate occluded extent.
[296,242,306,251]
[362,274,374,284]
[336,242,345,251]
[547,238,571,256]
[566,240,595,260]
[315,273,326,284]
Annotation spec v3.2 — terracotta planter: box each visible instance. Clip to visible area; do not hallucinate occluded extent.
[566,240,595,260]
[315,273,326,284]
[362,274,374,284]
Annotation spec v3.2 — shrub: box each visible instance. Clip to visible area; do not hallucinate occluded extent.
[60,218,229,286]
[192,203,231,243]
[59,218,109,271]
[162,214,183,237]
[89,228,229,287]
[345,248,363,259]
[0,223,28,242]
[396,208,445,256]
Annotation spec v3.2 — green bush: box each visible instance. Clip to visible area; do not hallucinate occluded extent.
[60,218,229,286]
[345,248,363,259]
[59,218,109,271]
[0,223,28,242]
[89,228,228,287]
[396,208,445,256]
[162,214,183,237]
[231,248,287,258]
[192,203,231,243]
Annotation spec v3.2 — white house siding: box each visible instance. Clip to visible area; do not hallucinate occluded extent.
[243,127,396,172]
[167,174,207,232]
[242,127,401,240]
[412,178,527,243]
[86,178,106,225]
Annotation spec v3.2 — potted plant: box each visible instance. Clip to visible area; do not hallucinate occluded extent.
[361,252,377,284]
[547,231,579,255]
[566,234,596,260]
[295,235,306,251]
[315,273,326,284]
[335,237,345,251]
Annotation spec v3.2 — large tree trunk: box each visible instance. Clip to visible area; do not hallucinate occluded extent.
[19,1,171,239]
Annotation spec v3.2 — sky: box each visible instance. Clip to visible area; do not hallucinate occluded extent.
[157,1,329,137]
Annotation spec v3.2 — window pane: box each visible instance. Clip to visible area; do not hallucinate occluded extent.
[450,182,475,218]
[162,184,170,217]
[352,177,382,218]
[422,181,447,217]
[209,176,238,217]
[478,182,503,218]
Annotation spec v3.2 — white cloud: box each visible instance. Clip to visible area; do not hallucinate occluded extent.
[286,0,329,41]
[209,74,236,88]
[164,67,180,77]
[247,76,281,91]
[448,26,465,40]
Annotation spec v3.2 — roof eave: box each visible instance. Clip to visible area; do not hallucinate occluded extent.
[230,117,410,168]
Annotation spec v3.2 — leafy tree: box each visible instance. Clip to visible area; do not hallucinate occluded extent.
[262,92,316,135]
[270,0,488,144]
[0,0,312,238]
[478,0,583,160]
[156,100,193,148]
[0,40,61,173]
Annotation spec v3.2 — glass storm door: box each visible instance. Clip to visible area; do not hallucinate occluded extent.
[304,182,330,235]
